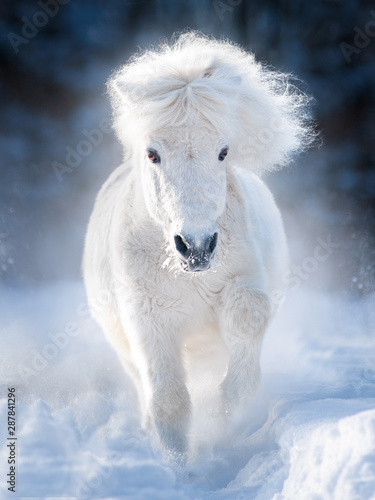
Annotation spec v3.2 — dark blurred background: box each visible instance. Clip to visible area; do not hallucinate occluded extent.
[0,0,374,294]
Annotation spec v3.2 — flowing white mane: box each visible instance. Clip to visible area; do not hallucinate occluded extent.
[108,31,313,174]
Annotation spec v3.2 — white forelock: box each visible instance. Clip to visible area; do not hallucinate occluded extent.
[107,31,314,175]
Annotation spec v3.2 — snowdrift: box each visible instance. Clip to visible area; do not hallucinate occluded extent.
[0,282,374,499]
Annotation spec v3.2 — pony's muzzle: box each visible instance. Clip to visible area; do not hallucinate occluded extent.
[174,232,218,272]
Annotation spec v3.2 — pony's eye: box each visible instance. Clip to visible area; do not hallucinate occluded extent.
[218,148,228,161]
[147,150,160,164]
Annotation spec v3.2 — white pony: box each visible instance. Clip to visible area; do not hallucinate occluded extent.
[83,32,312,461]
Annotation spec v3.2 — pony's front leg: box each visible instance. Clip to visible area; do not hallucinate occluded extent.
[126,312,191,460]
[219,281,272,415]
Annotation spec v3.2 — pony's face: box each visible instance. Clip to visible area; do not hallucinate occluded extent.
[140,124,228,272]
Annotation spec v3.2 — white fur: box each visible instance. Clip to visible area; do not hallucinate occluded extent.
[83,32,312,460]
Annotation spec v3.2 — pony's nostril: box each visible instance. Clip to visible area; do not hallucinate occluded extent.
[174,234,191,259]
[175,232,217,269]
[207,232,218,254]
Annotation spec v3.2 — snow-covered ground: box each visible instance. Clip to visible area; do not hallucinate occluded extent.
[0,280,375,500]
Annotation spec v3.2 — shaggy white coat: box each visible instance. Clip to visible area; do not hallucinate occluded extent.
[83,32,312,460]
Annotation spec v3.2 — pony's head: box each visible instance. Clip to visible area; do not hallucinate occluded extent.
[140,115,228,272]
[108,32,313,272]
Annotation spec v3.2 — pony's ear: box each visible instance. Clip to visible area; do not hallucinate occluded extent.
[111,78,127,99]
[107,70,143,152]
[203,67,214,78]
[202,63,242,87]
[108,73,138,108]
